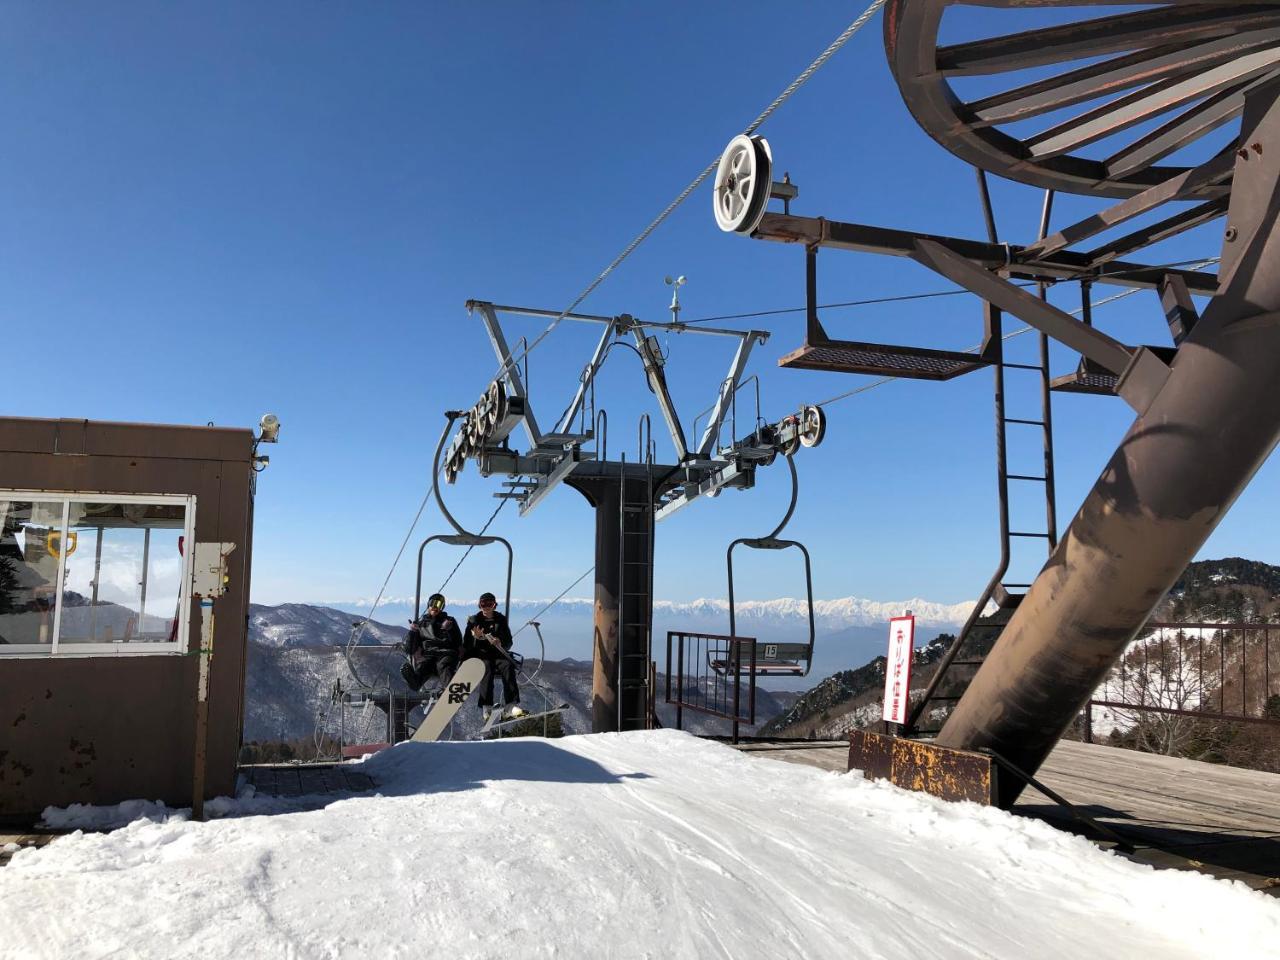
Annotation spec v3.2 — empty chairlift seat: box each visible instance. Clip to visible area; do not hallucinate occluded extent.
[708,640,811,677]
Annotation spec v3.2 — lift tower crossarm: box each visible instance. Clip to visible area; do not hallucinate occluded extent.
[557,318,616,435]
[696,333,756,457]
[463,299,783,520]
[627,320,689,462]
[912,238,1171,414]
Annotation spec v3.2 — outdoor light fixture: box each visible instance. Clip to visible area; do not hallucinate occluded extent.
[258,413,281,443]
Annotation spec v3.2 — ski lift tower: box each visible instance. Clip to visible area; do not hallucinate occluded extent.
[713,1,1280,806]
[442,298,827,733]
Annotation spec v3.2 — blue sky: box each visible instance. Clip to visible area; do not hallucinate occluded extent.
[2,2,1274,615]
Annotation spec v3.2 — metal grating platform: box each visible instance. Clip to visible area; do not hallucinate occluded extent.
[1051,346,1176,396]
[1051,369,1118,395]
[779,340,992,380]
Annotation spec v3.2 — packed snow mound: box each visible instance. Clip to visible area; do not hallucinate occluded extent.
[4,732,1278,960]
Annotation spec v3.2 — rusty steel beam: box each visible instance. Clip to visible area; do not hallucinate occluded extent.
[1025,46,1280,160]
[937,81,1280,807]
[849,730,998,805]
[1161,275,1200,343]
[911,238,1173,414]
[751,212,1221,295]
[968,29,1280,127]
[935,5,1280,78]
[1104,79,1255,179]
[1081,196,1230,267]
[1023,150,1235,259]
[885,0,1280,196]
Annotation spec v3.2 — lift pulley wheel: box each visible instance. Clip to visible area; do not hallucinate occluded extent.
[487,380,507,428]
[798,404,826,448]
[713,134,773,234]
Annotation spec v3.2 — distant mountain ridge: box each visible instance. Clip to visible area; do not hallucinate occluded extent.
[316,594,975,632]
[766,556,1280,743]
[249,603,405,649]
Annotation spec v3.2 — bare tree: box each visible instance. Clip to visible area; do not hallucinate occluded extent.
[1100,629,1218,759]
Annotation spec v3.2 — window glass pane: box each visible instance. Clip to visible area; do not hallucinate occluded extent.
[0,499,62,647]
[58,502,186,645]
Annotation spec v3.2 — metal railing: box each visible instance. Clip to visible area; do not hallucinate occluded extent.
[1083,621,1279,742]
[665,631,758,742]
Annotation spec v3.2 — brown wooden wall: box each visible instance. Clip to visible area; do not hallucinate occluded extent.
[0,417,256,822]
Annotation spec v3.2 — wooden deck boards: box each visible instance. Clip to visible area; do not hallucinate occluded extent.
[734,737,1280,894]
[0,831,57,867]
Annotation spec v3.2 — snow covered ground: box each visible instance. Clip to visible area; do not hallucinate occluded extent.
[3,732,1278,960]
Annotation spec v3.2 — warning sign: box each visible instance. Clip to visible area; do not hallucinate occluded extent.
[882,615,916,725]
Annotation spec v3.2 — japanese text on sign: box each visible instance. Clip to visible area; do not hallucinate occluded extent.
[882,615,916,725]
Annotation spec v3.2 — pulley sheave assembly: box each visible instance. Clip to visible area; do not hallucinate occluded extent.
[779,404,825,456]
[713,134,773,234]
[443,379,519,485]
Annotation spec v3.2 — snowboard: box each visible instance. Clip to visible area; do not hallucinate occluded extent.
[411,658,486,742]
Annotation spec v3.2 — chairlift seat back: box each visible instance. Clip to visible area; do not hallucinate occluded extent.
[709,640,811,677]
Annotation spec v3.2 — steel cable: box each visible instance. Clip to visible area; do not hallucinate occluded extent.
[435,491,511,597]
[491,0,889,383]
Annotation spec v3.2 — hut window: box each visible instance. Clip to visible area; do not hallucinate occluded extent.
[0,493,195,657]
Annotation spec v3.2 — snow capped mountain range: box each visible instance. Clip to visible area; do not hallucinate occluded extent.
[653,595,974,626]
[328,594,975,632]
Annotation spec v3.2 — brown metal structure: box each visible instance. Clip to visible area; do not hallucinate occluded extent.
[721,4,1280,804]
[849,730,998,805]
[567,466,657,733]
[884,0,1280,198]
[937,81,1280,806]
[0,417,256,822]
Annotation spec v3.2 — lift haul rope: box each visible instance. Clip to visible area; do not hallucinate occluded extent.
[491,0,890,385]
[435,490,512,596]
[680,257,1221,326]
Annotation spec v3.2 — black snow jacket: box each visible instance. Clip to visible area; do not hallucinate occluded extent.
[465,610,513,658]
[408,610,463,658]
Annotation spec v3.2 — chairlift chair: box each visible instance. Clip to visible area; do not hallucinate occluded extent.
[712,454,817,679]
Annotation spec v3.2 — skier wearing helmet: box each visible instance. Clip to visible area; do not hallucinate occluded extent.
[400,593,463,691]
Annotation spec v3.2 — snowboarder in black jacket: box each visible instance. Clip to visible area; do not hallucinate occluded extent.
[466,591,522,719]
[400,593,463,692]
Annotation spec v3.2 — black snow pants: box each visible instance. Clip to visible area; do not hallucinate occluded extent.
[476,650,519,709]
[400,649,459,692]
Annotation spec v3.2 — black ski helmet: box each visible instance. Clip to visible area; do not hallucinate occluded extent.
[427,593,446,611]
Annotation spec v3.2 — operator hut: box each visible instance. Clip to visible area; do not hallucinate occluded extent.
[0,416,260,822]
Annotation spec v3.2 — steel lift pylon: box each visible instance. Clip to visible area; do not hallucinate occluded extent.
[438,301,827,733]
[714,0,1280,806]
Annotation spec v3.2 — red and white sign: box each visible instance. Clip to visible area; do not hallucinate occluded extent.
[882,614,916,725]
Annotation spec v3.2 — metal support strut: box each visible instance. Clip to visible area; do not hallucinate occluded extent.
[939,81,1280,805]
